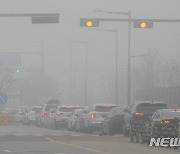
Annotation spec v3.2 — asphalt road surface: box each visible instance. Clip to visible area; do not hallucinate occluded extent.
[0,125,179,154]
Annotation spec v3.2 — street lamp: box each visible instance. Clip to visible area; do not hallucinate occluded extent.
[88,28,119,105]
[95,10,132,106]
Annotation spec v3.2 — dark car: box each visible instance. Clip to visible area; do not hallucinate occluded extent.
[123,101,168,142]
[100,107,125,135]
[145,109,180,142]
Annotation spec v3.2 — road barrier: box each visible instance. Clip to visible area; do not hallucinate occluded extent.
[0,114,14,126]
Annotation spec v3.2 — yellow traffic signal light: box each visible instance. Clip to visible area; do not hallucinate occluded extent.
[86,20,93,27]
[134,21,153,28]
[140,22,147,28]
[80,18,99,27]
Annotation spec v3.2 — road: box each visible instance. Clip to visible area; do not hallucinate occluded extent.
[0,125,179,154]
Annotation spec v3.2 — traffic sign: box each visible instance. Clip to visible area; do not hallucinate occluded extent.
[0,93,8,105]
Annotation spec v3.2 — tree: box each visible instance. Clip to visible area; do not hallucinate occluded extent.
[9,73,60,105]
[162,59,180,87]
[133,50,163,89]
[0,66,13,92]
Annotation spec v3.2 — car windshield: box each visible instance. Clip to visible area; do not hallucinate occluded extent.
[31,107,41,113]
[74,109,83,115]
[116,108,125,115]
[45,105,54,112]
[137,104,167,113]
[59,107,75,112]
[161,110,180,118]
[95,105,116,112]
[19,107,29,112]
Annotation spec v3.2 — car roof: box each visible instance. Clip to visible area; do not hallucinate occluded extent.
[74,108,83,112]
[158,109,180,113]
[31,106,41,108]
[134,101,166,105]
[92,104,117,106]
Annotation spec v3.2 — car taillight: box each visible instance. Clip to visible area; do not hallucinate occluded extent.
[42,112,45,117]
[91,113,95,119]
[134,112,144,116]
[161,120,170,124]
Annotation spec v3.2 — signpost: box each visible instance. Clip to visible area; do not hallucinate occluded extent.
[0,93,8,114]
[0,93,8,105]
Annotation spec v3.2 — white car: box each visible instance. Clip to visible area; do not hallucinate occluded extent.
[24,106,41,125]
[16,106,29,123]
[68,109,83,131]
[51,106,83,129]
[84,104,117,133]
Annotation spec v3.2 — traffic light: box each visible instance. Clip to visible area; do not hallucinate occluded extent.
[133,21,153,28]
[16,69,20,73]
[80,18,99,27]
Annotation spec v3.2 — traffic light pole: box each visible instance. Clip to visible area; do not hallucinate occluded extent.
[85,41,88,106]
[127,11,131,106]
[83,16,180,106]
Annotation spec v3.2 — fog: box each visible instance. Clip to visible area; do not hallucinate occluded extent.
[0,0,180,107]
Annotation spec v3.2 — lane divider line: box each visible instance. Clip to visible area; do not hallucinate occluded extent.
[46,137,111,154]
[3,150,12,153]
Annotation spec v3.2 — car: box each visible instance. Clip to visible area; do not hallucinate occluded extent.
[144,109,180,143]
[36,103,60,127]
[75,106,90,132]
[50,105,77,129]
[84,104,117,133]
[46,107,58,129]
[16,106,29,123]
[68,108,83,131]
[100,107,125,135]
[23,106,42,125]
[123,101,168,142]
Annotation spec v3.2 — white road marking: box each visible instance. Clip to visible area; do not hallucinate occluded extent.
[3,150,12,153]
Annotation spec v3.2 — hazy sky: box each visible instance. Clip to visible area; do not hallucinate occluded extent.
[1,0,180,104]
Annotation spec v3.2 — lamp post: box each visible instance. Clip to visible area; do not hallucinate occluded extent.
[88,28,119,105]
[95,10,132,106]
